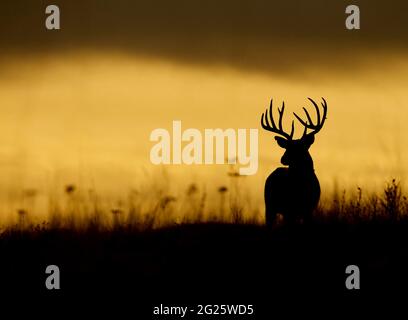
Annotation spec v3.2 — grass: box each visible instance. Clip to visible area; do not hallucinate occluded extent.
[0,178,407,310]
[3,177,407,233]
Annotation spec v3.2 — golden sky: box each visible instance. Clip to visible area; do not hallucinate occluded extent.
[0,1,407,220]
[1,52,407,189]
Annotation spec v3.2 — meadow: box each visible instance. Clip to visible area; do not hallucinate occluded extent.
[1,178,407,314]
[2,176,407,232]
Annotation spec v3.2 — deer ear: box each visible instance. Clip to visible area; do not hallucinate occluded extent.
[302,134,315,148]
[275,136,288,149]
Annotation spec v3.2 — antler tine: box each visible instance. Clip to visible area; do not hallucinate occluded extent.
[269,99,277,129]
[321,97,328,109]
[320,97,328,127]
[261,111,270,132]
[308,98,321,125]
[303,107,314,126]
[294,102,317,128]
[289,120,295,139]
[260,99,294,140]
[261,100,270,127]
[261,104,271,130]
[278,101,285,132]
[293,112,307,127]
[302,121,307,137]
[295,97,328,138]
[261,112,266,127]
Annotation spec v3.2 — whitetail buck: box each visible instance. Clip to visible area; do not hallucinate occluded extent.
[261,98,327,226]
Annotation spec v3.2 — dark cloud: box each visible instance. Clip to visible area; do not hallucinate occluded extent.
[0,0,407,74]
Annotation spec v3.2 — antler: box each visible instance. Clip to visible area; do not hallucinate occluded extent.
[261,99,294,140]
[294,97,327,138]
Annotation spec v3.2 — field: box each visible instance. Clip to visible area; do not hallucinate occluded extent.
[1,179,407,315]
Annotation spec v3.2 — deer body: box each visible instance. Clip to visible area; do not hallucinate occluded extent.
[261,98,327,226]
[265,161,320,225]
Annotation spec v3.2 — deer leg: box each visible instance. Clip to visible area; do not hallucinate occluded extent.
[284,211,297,226]
[302,210,313,225]
[265,201,277,228]
[265,210,277,228]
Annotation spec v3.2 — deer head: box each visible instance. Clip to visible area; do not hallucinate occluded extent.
[261,98,327,168]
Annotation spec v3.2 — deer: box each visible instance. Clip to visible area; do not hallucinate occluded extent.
[261,97,327,226]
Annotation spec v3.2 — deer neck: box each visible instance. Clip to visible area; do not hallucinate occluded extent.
[288,153,315,175]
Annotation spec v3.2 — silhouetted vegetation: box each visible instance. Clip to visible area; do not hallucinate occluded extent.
[0,179,407,311]
[2,179,407,233]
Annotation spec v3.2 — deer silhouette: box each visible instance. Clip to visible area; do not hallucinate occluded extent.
[261,98,327,226]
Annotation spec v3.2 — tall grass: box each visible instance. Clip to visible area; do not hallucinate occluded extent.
[1,178,407,234]
[318,179,407,224]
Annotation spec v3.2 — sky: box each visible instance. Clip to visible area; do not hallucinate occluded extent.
[0,1,407,220]
[1,0,407,72]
